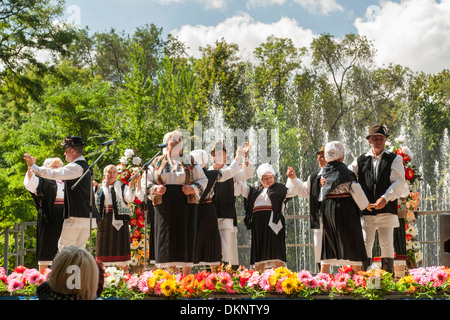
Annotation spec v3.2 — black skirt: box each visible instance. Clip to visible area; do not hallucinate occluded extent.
[36,204,64,262]
[96,210,131,264]
[250,209,286,265]
[153,185,198,267]
[320,196,368,263]
[195,201,222,265]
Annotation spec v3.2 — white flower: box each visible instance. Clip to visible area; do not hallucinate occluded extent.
[402,146,414,160]
[130,241,139,250]
[129,256,139,266]
[415,251,423,262]
[119,156,128,165]
[132,156,142,166]
[406,225,419,237]
[124,149,134,159]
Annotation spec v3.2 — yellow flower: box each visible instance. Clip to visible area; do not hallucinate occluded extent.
[269,267,293,287]
[161,279,178,296]
[282,276,300,295]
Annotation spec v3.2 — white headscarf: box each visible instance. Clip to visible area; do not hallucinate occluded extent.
[324,141,346,162]
[162,130,183,158]
[190,149,208,168]
[257,163,275,180]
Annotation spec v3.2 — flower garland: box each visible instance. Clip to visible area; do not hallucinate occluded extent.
[389,138,423,267]
[116,149,149,268]
[2,265,449,300]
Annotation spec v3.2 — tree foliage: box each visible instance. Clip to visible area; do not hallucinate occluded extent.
[0,0,449,269]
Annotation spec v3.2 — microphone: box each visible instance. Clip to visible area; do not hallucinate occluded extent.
[101,139,116,146]
[156,143,167,148]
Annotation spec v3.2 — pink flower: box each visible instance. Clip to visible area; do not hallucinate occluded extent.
[247,274,260,288]
[352,273,366,288]
[431,269,449,287]
[275,278,285,293]
[205,273,219,290]
[332,273,351,291]
[314,273,332,290]
[8,278,24,292]
[297,270,312,283]
[25,269,44,285]
[303,277,320,289]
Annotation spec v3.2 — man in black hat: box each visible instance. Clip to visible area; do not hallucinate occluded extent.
[24,135,99,251]
[348,125,406,274]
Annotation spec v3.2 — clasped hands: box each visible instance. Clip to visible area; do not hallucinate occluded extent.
[314,174,385,212]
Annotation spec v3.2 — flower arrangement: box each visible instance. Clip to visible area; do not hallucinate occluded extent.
[389,137,423,267]
[2,265,449,300]
[116,149,149,268]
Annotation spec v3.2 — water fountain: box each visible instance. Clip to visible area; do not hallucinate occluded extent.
[190,96,449,270]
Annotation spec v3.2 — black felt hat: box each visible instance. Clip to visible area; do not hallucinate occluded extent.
[366,125,389,140]
[61,135,86,148]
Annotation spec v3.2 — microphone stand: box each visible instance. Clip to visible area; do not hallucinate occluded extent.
[72,143,112,253]
[128,147,163,271]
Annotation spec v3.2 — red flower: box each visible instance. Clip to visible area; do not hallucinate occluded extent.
[402,155,411,163]
[395,148,404,156]
[130,218,137,227]
[137,218,145,229]
[14,266,27,274]
[405,167,415,180]
[134,197,142,205]
[338,266,354,274]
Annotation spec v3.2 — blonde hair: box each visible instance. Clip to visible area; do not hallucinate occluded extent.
[103,164,118,176]
[43,157,64,168]
[48,246,99,300]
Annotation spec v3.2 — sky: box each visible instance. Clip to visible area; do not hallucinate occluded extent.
[58,0,450,74]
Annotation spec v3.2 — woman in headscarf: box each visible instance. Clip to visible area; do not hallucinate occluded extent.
[94,165,140,271]
[319,141,374,269]
[189,146,245,269]
[140,130,208,275]
[239,163,299,271]
[24,157,65,272]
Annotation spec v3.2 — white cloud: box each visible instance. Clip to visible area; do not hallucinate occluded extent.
[171,12,316,60]
[247,0,343,14]
[354,0,450,74]
[293,0,343,15]
[247,0,287,8]
[153,0,228,9]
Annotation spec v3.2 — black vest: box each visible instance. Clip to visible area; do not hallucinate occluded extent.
[200,168,221,203]
[30,177,57,223]
[357,152,398,216]
[63,159,99,219]
[243,183,288,230]
[213,178,237,225]
[309,171,322,229]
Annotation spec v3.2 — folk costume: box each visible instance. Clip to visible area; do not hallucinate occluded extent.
[190,149,243,267]
[348,125,406,272]
[139,132,208,269]
[30,136,100,250]
[24,160,65,267]
[319,141,370,266]
[240,163,297,269]
[287,146,326,267]
[209,142,254,266]
[94,179,135,266]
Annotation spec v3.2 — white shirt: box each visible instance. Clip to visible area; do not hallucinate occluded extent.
[31,156,85,181]
[348,148,406,203]
[139,154,208,200]
[24,172,64,199]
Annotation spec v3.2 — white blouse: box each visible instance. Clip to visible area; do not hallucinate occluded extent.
[24,172,64,199]
[138,154,208,201]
